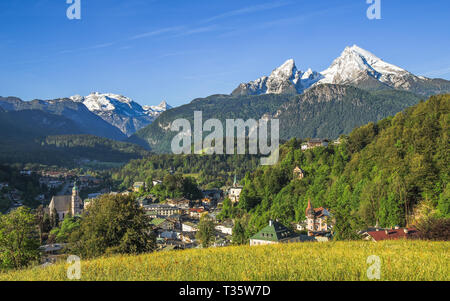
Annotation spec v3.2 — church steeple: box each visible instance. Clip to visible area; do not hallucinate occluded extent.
[306,199,315,218]
[71,181,82,216]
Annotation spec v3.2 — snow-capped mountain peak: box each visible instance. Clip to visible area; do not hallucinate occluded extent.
[69,93,172,136]
[232,45,429,96]
[232,59,322,96]
[318,44,412,86]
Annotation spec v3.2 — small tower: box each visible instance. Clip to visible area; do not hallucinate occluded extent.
[305,199,315,218]
[71,182,83,216]
[305,199,315,235]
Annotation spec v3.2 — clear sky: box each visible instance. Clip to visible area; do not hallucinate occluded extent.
[1,0,449,107]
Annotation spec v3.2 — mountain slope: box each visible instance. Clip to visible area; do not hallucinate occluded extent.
[70,93,171,136]
[0,97,126,140]
[0,109,149,166]
[129,93,296,152]
[129,86,422,153]
[236,94,449,239]
[233,45,450,97]
[275,84,422,140]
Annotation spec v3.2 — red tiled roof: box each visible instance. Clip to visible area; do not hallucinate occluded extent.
[366,228,417,241]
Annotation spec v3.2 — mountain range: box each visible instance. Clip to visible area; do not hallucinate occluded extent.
[0,94,171,139]
[70,93,172,136]
[1,44,450,159]
[130,45,450,153]
[232,45,450,97]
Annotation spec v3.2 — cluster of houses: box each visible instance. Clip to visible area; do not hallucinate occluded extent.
[141,190,234,250]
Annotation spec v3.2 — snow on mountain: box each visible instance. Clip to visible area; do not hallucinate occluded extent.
[317,45,413,88]
[70,92,171,136]
[232,45,446,96]
[232,59,322,96]
[143,100,172,115]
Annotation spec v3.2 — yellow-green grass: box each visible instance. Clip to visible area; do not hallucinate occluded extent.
[1,240,448,281]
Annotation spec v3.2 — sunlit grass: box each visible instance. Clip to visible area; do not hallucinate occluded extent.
[1,240,448,281]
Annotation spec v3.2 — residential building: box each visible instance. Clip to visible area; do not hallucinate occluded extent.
[305,199,332,234]
[301,138,329,150]
[250,220,303,246]
[215,220,234,235]
[362,227,417,242]
[144,204,182,218]
[293,166,305,180]
[133,182,145,192]
[182,221,199,232]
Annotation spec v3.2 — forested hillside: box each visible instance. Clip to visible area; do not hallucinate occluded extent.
[229,94,449,239]
[129,85,422,153]
[112,153,261,189]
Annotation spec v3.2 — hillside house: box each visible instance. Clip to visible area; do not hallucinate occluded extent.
[133,182,146,192]
[293,166,305,180]
[301,138,329,150]
[250,220,303,246]
[362,227,417,242]
[305,199,332,234]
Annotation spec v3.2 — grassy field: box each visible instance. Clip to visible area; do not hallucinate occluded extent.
[1,240,448,281]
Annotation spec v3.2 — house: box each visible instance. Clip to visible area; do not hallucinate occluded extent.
[250,220,303,246]
[293,166,305,180]
[180,232,197,244]
[167,198,192,209]
[144,204,182,218]
[150,217,176,231]
[152,180,162,186]
[48,182,83,221]
[305,199,332,234]
[182,221,199,232]
[189,208,207,219]
[215,220,234,235]
[301,138,329,150]
[362,227,417,242]
[133,182,146,192]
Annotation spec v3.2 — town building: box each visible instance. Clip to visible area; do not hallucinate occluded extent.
[133,182,146,192]
[182,221,199,232]
[215,220,234,235]
[48,182,83,220]
[293,166,305,180]
[250,220,303,246]
[361,227,417,242]
[305,199,332,234]
[228,174,243,203]
[301,138,329,150]
[143,204,182,218]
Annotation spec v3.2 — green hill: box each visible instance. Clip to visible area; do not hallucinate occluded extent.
[234,94,449,239]
[0,240,448,281]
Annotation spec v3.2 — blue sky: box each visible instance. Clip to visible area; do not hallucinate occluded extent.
[1,0,449,106]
